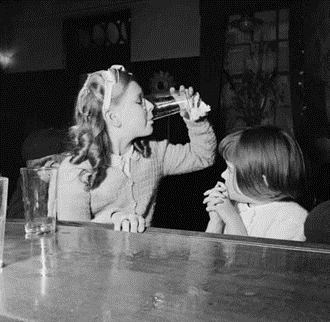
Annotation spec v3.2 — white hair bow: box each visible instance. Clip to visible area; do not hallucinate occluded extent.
[82,65,127,118]
[101,65,127,118]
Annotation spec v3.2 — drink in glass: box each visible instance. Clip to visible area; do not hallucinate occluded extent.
[146,90,211,121]
[145,90,190,120]
[20,167,57,235]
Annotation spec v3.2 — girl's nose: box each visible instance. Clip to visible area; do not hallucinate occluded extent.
[221,169,227,180]
[146,99,154,112]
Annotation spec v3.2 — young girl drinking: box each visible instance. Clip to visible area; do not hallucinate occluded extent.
[203,125,308,241]
[57,65,216,233]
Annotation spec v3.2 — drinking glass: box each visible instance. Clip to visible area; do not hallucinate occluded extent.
[0,176,8,268]
[145,90,191,120]
[20,167,57,235]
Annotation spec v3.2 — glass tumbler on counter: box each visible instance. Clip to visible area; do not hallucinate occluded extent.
[145,90,191,120]
[20,167,58,235]
[0,176,8,268]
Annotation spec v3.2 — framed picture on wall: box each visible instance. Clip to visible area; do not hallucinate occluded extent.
[63,10,131,73]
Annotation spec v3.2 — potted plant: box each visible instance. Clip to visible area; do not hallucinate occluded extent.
[223,41,286,131]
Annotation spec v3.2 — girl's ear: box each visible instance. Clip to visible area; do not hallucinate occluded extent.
[106,111,122,128]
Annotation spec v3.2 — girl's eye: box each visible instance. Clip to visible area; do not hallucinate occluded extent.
[136,95,146,107]
[140,98,147,110]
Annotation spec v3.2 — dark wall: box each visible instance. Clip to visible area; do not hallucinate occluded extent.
[0,69,77,199]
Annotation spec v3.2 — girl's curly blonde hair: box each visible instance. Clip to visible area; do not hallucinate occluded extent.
[68,67,150,190]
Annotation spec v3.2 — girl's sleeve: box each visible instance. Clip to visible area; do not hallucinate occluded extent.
[267,220,306,241]
[162,119,217,176]
[264,205,308,241]
[57,157,91,222]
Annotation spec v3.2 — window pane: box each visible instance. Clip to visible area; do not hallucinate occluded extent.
[277,75,291,106]
[254,11,276,42]
[279,9,289,39]
[260,42,277,73]
[278,41,289,71]
[228,15,252,44]
[225,45,251,75]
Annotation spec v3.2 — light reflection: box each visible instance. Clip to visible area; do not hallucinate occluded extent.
[0,48,17,69]
[26,233,58,297]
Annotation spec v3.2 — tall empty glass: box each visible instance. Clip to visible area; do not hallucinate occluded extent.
[20,167,57,235]
[0,176,8,268]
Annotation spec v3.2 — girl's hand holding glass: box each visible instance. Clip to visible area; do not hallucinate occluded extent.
[170,85,210,121]
[112,213,146,233]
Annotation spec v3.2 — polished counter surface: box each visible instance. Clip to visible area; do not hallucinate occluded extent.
[1,220,330,321]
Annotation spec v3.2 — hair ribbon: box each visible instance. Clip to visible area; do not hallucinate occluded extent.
[81,65,128,118]
[101,65,128,118]
[101,69,117,118]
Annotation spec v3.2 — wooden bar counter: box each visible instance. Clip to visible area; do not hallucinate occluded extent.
[1,220,330,321]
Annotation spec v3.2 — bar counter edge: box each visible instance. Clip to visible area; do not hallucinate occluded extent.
[6,218,330,254]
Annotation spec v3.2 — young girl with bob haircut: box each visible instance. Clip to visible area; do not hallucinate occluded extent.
[203,125,308,241]
[57,65,216,233]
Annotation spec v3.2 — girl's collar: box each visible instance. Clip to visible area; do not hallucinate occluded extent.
[111,145,134,158]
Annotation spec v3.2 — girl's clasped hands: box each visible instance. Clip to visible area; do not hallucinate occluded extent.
[203,181,227,208]
[203,181,239,234]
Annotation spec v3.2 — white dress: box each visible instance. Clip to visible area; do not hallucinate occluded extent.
[235,201,308,241]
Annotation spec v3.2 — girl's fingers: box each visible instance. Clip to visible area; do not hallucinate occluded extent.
[122,219,130,232]
[209,199,225,206]
[177,85,194,100]
[206,191,222,197]
[169,87,176,95]
[204,181,227,194]
[112,214,145,233]
[204,187,219,195]
[206,204,225,213]
[193,92,200,108]
[126,215,145,233]
[129,217,138,233]
[203,194,225,203]
[218,181,227,191]
[217,183,228,197]
[138,216,146,233]
[214,181,226,191]
[204,186,225,196]
[112,213,125,231]
[203,197,225,206]
[114,221,121,231]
